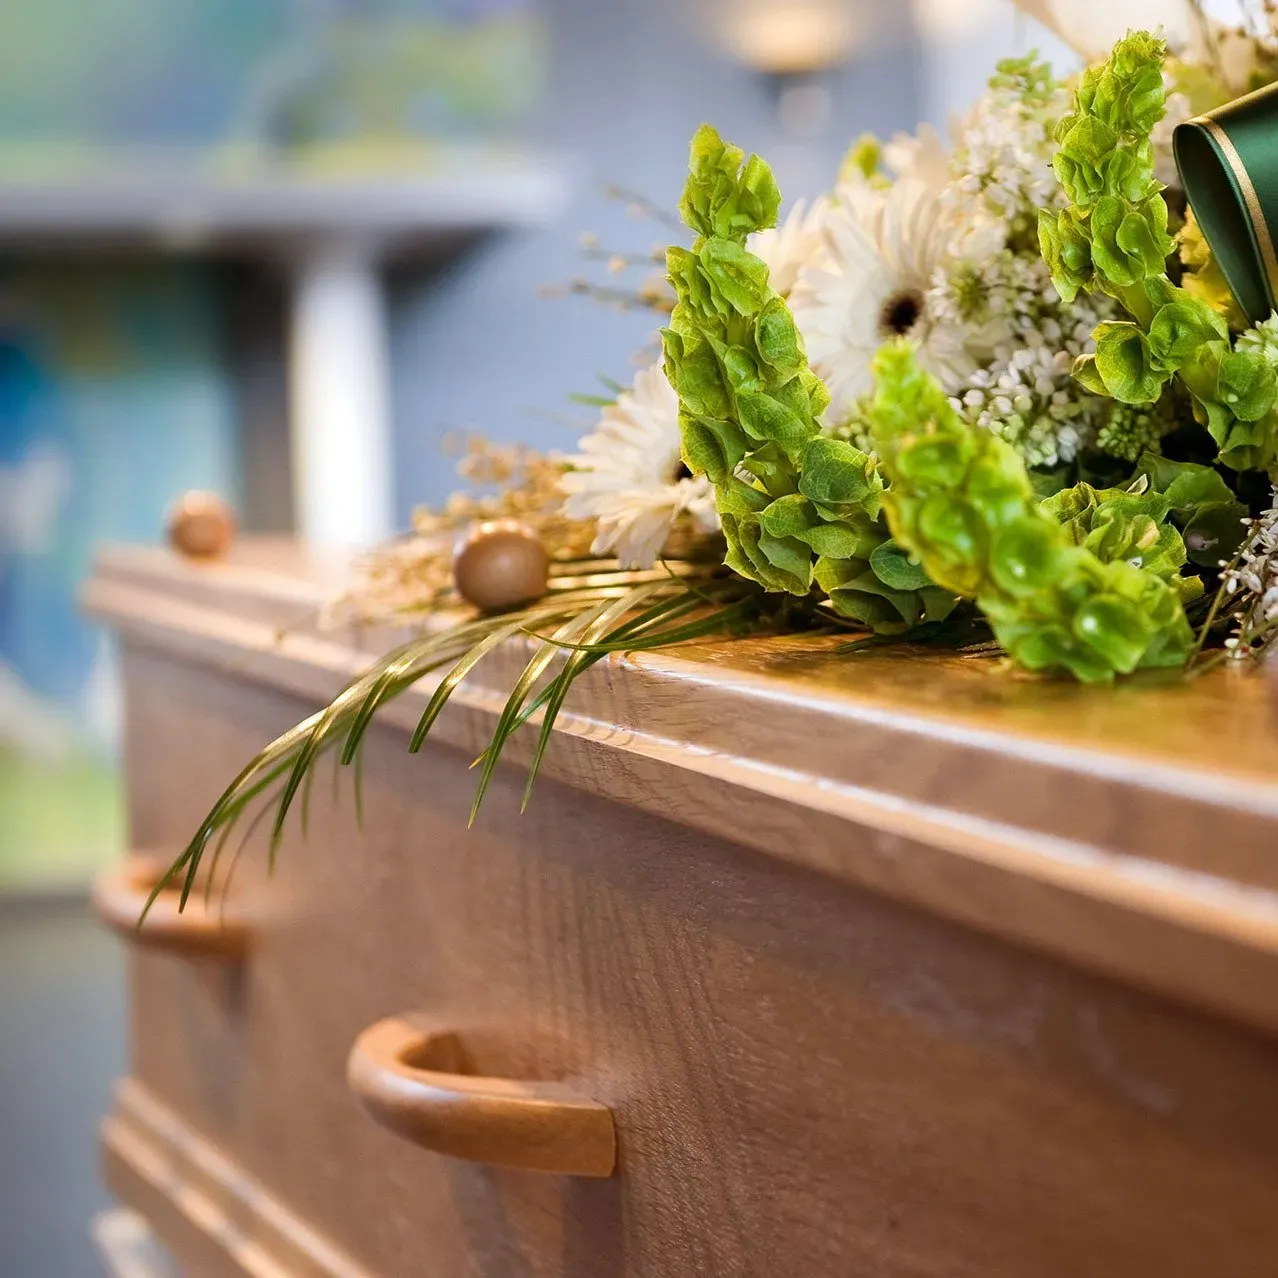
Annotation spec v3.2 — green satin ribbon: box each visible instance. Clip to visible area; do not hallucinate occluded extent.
[1174,80,1278,324]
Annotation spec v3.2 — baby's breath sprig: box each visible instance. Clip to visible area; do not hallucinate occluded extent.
[1220,496,1278,660]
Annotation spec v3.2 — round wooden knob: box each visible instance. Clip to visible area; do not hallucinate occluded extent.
[167,491,236,560]
[453,520,549,612]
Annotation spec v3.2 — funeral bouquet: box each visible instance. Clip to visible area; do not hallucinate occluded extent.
[161,5,1278,900]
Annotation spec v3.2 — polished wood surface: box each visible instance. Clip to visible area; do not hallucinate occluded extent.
[85,540,1278,1035]
[86,540,1278,1277]
[347,1017,615,1177]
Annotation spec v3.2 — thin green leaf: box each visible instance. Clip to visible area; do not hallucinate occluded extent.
[353,740,365,831]
[338,619,505,766]
[521,589,753,808]
[471,587,726,769]
[518,592,651,811]
[409,614,554,753]
[213,782,285,921]
[529,598,755,654]
[468,585,667,823]
[277,619,506,849]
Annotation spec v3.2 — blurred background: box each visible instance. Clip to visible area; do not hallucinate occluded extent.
[0,1,1082,1274]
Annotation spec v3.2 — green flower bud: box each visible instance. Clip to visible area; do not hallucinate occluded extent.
[679,124,779,243]
[1103,140,1156,203]
[1090,194,1172,288]
[1216,349,1278,422]
[1147,298,1228,372]
[667,127,936,631]
[698,237,770,315]
[1038,207,1094,302]
[1053,116,1114,204]
[1052,116,1118,205]
[868,341,1192,682]
[989,518,1067,597]
[1093,322,1167,403]
[1072,592,1153,672]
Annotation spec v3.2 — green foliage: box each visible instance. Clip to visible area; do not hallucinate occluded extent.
[1133,453,1249,567]
[664,124,944,634]
[678,123,781,243]
[989,53,1059,104]
[151,574,766,914]
[1039,31,1278,473]
[1041,478,1196,594]
[840,133,882,183]
[1095,399,1174,462]
[867,340,1194,682]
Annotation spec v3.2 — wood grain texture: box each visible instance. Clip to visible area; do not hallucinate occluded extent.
[85,541,1278,1035]
[346,1017,615,1177]
[102,1078,369,1278]
[88,541,1278,1277]
[101,640,1278,1278]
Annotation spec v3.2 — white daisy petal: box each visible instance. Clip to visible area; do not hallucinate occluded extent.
[747,199,827,297]
[788,173,989,421]
[560,360,719,570]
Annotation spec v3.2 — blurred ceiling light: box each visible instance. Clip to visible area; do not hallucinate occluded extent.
[683,0,862,140]
[910,0,1003,42]
[714,1,860,75]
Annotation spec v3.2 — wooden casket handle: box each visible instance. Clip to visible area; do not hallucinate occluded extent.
[346,1016,616,1177]
[92,857,249,959]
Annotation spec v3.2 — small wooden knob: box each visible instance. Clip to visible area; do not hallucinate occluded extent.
[452,520,549,612]
[167,491,235,560]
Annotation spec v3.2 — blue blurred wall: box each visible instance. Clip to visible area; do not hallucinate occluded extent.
[389,0,923,516]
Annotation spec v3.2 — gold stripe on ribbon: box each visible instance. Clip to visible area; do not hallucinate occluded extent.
[1190,113,1278,310]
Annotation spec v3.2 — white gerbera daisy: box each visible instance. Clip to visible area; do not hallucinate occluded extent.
[788,174,1001,421]
[748,198,826,296]
[882,122,952,188]
[560,360,719,569]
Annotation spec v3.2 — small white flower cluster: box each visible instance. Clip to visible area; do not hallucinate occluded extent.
[916,58,1123,470]
[1224,495,1278,655]
[933,248,1117,468]
[1236,311,1278,366]
[954,341,1096,469]
[948,72,1070,238]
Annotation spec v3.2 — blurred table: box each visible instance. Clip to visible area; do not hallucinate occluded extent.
[0,151,570,547]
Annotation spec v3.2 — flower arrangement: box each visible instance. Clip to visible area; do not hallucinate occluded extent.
[157,5,1278,907]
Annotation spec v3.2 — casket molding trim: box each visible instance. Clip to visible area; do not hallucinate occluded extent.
[101,1077,374,1278]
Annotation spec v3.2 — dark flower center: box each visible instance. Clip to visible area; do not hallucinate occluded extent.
[878,288,924,337]
[671,459,693,481]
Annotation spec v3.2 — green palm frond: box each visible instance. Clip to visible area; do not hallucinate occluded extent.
[151,569,773,918]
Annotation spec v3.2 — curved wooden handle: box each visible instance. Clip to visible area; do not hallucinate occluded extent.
[346,1017,616,1177]
[92,857,249,959]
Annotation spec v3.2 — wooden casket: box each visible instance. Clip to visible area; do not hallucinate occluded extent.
[86,539,1278,1278]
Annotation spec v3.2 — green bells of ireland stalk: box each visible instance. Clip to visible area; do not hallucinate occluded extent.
[1039,31,1278,472]
[867,340,1194,682]
[663,122,1195,677]
[662,124,956,634]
